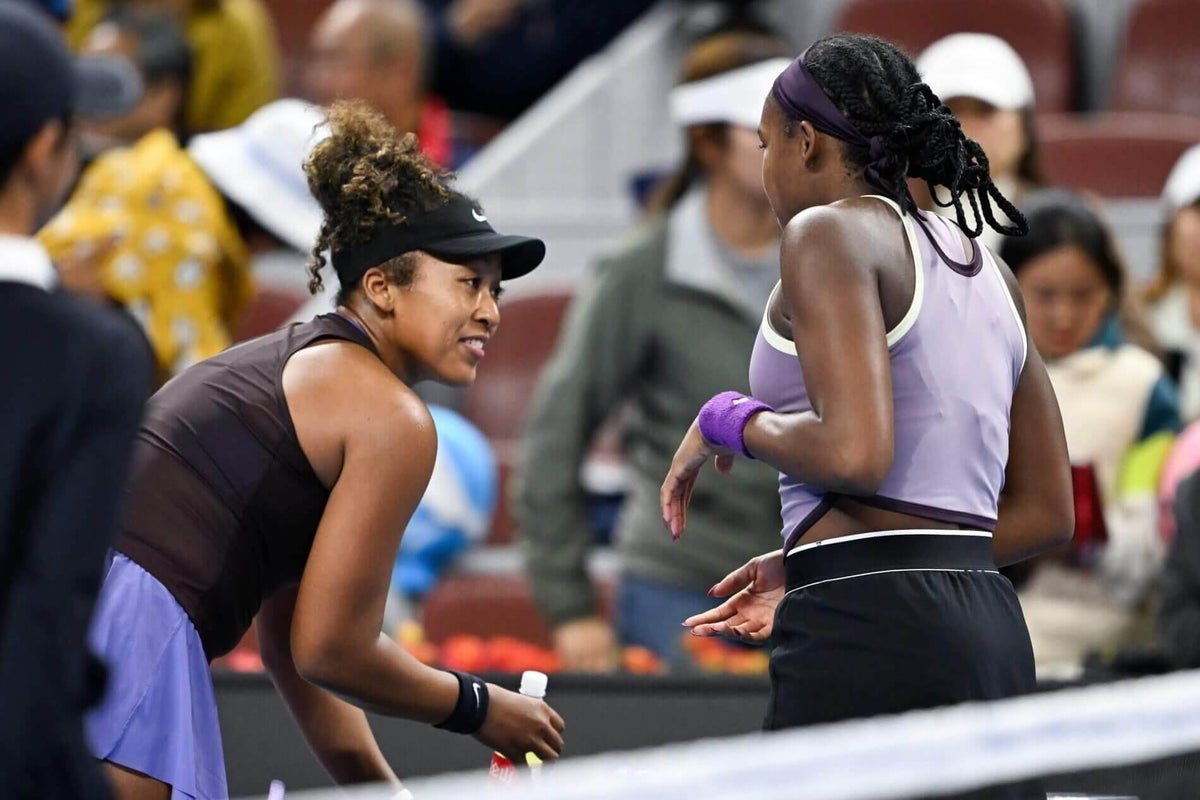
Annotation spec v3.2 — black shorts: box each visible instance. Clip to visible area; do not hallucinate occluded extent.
[766,530,1040,798]
[767,530,1035,728]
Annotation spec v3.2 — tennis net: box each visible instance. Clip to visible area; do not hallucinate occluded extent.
[236,669,1200,800]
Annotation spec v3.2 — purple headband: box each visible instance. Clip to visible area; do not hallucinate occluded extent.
[771,52,900,192]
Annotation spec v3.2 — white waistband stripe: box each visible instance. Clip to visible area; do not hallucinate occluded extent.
[787,528,992,556]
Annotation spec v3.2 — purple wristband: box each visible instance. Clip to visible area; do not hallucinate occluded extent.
[697,391,772,458]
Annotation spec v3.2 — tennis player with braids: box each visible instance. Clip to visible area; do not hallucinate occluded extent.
[85,101,563,800]
[662,33,1075,738]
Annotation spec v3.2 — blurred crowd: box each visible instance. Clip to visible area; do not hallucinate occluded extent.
[5,0,1200,683]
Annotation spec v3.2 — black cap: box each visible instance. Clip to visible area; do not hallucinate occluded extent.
[0,2,142,151]
[332,191,547,286]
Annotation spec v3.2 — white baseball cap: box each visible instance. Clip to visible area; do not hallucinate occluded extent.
[1164,144,1200,212]
[917,33,1035,111]
[188,99,328,253]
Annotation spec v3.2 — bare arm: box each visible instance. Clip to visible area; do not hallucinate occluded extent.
[742,206,895,494]
[288,370,455,720]
[991,256,1075,565]
[257,586,399,786]
[285,349,563,763]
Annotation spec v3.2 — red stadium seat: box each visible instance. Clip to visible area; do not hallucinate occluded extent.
[1112,0,1200,116]
[1038,112,1200,197]
[461,292,574,544]
[233,284,308,342]
[489,445,520,545]
[462,291,574,442]
[421,570,614,648]
[834,0,1076,112]
[422,572,555,646]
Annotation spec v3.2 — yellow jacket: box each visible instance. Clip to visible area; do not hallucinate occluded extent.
[39,130,252,376]
[67,0,280,133]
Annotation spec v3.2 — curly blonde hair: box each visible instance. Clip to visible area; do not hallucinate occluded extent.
[304,100,451,300]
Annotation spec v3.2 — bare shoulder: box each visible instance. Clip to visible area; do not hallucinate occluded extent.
[780,203,854,246]
[283,341,436,485]
[780,200,890,280]
[287,342,426,415]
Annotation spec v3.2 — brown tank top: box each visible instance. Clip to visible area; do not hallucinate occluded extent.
[118,313,377,659]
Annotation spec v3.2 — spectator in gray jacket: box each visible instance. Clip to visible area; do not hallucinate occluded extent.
[515,30,791,671]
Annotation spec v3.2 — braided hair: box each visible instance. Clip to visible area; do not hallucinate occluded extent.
[803,34,1027,238]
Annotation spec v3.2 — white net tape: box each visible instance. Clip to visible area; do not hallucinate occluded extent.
[240,669,1200,800]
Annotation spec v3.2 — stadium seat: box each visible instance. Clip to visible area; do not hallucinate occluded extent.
[421,572,555,646]
[461,291,574,543]
[834,0,1077,112]
[462,291,574,441]
[421,562,615,648]
[1111,0,1200,116]
[233,284,308,342]
[1038,112,1200,197]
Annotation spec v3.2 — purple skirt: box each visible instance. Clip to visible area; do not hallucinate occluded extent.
[86,552,228,800]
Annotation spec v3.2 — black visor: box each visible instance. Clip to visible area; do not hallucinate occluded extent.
[331,192,546,287]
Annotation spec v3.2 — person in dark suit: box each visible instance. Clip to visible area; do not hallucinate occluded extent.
[0,5,149,798]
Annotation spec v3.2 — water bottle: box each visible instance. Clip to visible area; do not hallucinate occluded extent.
[488,670,548,784]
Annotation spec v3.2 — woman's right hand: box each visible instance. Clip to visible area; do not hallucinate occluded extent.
[683,550,785,643]
[475,685,565,764]
[661,418,736,540]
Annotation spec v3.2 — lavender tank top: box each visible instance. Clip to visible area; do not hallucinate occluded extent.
[748,196,1026,552]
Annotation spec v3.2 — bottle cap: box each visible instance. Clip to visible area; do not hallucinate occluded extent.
[519,670,548,698]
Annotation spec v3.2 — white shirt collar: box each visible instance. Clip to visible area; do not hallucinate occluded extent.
[0,234,57,291]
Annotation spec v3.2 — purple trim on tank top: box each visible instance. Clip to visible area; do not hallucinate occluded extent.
[912,211,982,276]
[782,494,997,554]
[782,496,836,553]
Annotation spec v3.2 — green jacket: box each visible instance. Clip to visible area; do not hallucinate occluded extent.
[514,209,783,626]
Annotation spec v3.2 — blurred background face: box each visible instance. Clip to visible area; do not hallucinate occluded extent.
[81,24,153,144]
[306,0,424,123]
[1018,244,1114,359]
[307,17,382,104]
[1171,206,1200,328]
[945,96,1026,182]
[699,124,772,210]
[79,16,188,148]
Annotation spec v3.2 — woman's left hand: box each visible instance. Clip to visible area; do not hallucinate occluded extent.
[683,550,785,642]
[661,418,736,540]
